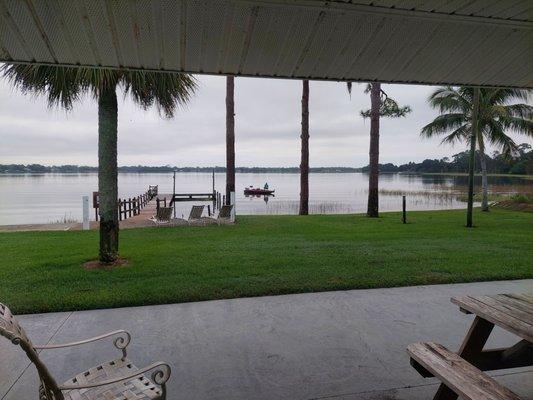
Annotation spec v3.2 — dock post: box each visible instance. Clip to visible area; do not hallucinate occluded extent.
[230,191,235,222]
[402,195,407,224]
[212,169,216,210]
[82,196,90,230]
[173,171,177,219]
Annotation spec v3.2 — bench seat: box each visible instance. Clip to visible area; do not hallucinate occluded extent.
[407,342,522,400]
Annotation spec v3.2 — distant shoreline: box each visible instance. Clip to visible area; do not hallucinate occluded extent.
[2,171,532,178]
[1,166,360,174]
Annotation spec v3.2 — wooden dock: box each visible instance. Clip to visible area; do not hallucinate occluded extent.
[118,194,172,228]
[0,183,225,232]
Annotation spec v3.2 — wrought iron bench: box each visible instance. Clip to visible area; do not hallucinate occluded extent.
[0,303,170,400]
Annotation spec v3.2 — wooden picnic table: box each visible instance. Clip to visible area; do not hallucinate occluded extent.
[431,293,533,400]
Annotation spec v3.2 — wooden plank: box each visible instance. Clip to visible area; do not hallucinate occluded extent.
[475,295,533,325]
[433,316,494,400]
[499,293,533,308]
[451,295,533,342]
[516,293,533,302]
[497,294,533,315]
[407,342,521,400]
[489,295,533,324]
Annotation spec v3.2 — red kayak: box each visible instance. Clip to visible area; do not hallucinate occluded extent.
[244,188,275,195]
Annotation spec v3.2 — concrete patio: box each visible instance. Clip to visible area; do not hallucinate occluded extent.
[1,279,532,400]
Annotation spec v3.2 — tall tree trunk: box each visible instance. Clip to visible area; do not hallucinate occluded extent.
[480,152,489,211]
[466,87,480,228]
[98,86,119,263]
[367,83,381,218]
[299,80,310,215]
[225,76,235,205]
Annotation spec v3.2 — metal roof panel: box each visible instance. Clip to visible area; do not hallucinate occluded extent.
[0,0,531,88]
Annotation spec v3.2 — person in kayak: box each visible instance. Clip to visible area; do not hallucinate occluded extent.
[264,182,269,190]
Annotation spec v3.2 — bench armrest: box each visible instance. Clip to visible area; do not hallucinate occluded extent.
[34,329,131,358]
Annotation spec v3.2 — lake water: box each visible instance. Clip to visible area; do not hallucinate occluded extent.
[0,172,531,225]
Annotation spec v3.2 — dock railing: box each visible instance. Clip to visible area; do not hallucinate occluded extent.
[92,185,158,221]
[162,191,222,216]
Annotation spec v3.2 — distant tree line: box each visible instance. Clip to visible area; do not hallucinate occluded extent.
[360,143,532,175]
[3,144,531,175]
[0,165,360,174]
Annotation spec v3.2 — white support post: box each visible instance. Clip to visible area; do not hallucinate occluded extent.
[82,195,90,230]
[230,191,236,222]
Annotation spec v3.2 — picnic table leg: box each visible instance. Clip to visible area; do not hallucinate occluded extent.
[433,316,494,400]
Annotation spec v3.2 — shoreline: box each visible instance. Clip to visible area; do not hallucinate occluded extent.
[417,172,533,179]
[1,171,532,178]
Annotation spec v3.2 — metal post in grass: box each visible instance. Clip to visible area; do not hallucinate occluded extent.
[402,195,406,224]
[173,170,177,219]
[230,191,236,222]
[82,195,90,230]
[212,168,216,211]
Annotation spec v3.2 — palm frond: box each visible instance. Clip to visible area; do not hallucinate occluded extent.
[121,70,197,118]
[427,86,470,114]
[440,125,470,146]
[1,64,88,110]
[423,85,532,159]
[484,119,518,158]
[500,103,533,120]
[420,113,467,139]
[1,63,197,117]
[497,115,533,137]
[487,88,531,105]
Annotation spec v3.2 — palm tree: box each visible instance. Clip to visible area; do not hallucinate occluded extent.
[348,82,411,217]
[2,64,197,263]
[300,80,310,215]
[421,86,532,219]
[226,76,235,205]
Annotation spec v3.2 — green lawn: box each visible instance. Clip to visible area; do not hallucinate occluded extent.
[1,209,532,314]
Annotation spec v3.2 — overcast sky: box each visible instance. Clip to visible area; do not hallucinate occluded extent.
[0,75,531,168]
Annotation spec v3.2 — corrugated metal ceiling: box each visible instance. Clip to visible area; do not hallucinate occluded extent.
[0,0,531,88]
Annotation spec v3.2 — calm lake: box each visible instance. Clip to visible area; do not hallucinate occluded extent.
[0,172,531,225]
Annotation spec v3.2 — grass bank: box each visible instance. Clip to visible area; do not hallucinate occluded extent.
[1,209,532,314]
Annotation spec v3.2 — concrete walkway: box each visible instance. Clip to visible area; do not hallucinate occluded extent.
[1,280,532,399]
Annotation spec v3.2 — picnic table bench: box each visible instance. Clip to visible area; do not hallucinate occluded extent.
[407,293,532,400]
